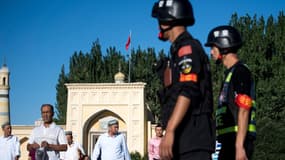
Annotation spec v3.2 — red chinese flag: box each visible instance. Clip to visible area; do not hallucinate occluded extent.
[125,34,131,50]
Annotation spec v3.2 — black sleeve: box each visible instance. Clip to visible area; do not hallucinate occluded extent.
[232,65,252,95]
[176,43,201,99]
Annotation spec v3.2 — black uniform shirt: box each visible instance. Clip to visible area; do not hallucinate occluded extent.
[168,31,215,154]
[229,62,252,96]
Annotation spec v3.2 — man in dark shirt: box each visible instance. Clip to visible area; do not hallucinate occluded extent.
[205,25,256,160]
[152,0,215,159]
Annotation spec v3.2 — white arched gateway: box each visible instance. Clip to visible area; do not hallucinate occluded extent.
[65,82,147,157]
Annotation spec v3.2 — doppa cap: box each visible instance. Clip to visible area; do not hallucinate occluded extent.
[108,119,118,126]
[65,131,73,135]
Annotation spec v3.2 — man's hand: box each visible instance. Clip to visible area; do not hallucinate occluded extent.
[41,141,50,149]
[159,96,190,160]
[159,130,174,160]
[236,146,248,160]
[31,143,40,150]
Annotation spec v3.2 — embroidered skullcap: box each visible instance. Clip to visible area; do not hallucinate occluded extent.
[65,131,73,135]
[108,119,118,126]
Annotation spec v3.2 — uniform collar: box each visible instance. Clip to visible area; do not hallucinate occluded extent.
[170,31,193,57]
[224,60,242,75]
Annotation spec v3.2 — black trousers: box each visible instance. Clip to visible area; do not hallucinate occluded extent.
[173,150,212,160]
[218,135,254,160]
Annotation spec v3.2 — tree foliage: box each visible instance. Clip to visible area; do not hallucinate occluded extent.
[55,65,68,124]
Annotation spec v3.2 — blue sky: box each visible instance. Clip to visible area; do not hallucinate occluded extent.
[0,0,284,125]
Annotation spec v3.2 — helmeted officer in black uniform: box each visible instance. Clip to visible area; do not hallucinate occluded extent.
[205,25,256,160]
[152,0,215,159]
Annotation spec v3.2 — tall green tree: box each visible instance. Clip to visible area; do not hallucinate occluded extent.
[90,39,104,82]
[131,47,162,122]
[103,47,126,82]
[69,51,94,82]
[55,65,68,124]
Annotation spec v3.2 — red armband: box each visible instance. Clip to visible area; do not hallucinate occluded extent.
[235,94,252,110]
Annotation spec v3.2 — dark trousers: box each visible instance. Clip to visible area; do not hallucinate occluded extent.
[218,136,254,160]
[173,150,212,160]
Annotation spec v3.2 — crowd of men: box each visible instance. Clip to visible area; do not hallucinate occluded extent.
[0,104,132,160]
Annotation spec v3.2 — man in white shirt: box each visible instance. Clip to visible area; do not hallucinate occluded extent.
[27,104,67,160]
[64,131,87,160]
[91,119,131,160]
[0,122,20,160]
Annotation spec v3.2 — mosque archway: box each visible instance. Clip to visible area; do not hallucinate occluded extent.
[82,109,126,155]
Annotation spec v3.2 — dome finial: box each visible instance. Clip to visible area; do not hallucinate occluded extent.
[119,61,121,72]
[114,61,125,83]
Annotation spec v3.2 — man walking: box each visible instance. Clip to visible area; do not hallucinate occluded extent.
[27,104,67,160]
[91,119,131,160]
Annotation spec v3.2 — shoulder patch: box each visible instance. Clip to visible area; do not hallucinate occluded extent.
[179,73,197,82]
[178,45,192,57]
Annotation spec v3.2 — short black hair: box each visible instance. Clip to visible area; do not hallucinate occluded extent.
[155,123,162,128]
[41,104,54,114]
[1,122,10,129]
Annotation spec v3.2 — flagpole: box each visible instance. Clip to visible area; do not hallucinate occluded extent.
[128,51,131,83]
[128,30,132,83]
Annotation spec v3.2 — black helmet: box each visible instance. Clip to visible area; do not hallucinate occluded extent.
[205,25,242,49]
[152,0,195,26]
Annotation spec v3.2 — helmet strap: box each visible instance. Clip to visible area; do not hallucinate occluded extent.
[215,47,237,64]
[219,48,230,55]
[158,24,173,41]
[216,48,227,65]
[215,53,222,64]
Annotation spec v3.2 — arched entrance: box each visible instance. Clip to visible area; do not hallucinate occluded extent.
[82,109,126,155]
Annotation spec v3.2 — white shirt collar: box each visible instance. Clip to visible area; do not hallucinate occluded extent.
[41,121,56,129]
